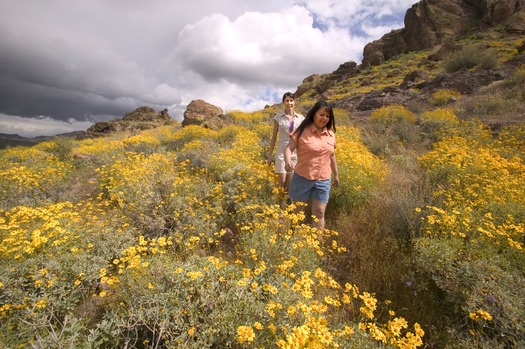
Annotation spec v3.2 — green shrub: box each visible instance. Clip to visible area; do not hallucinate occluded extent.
[444,45,499,73]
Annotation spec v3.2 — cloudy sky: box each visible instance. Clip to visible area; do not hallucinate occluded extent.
[0,0,418,137]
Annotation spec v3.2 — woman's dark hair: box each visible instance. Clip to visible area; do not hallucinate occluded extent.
[294,101,335,139]
[282,92,295,102]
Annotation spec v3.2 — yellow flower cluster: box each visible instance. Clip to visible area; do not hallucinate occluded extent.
[359,292,378,319]
[236,325,256,344]
[420,108,459,127]
[0,118,428,349]
[122,133,161,152]
[0,202,80,260]
[0,146,74,204]
[419,135,525,251]
[277,317,334,349]
[209,127,262,173]
[430,89,462,106]
[292,271,315,299]
[469,309,493,321]
[331,126,386,207]
[73,137,125,158]
[114,235,173,272]
[162,124,213,146]
[228,109,272,125]
[370,104,417,124]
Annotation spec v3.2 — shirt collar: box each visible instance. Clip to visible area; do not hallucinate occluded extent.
[308,123,329,134]
[280,110,297,118]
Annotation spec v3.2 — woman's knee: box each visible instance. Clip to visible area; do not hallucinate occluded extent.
[311,201,327,217]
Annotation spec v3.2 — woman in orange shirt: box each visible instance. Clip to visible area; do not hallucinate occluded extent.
[284,101,339,231]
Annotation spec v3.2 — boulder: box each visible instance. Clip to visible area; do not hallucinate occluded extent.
[518,39,525,53]
[123,106,171,122]
[362,29,408,67]
[505,10,525,33]
[403,70,430,83]
[182,99,233,130]
[331,61,360,81]
[427,41,463,61]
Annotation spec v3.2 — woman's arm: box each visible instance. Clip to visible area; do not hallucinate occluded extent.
[330,153,339,187]
[267,120,279,165]
[284,137,297,172]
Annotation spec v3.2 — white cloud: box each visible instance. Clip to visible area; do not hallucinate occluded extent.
[194,7,342,75]
[161,5,363,112]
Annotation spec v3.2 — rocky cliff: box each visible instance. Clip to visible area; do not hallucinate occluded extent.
[362,0,524,67]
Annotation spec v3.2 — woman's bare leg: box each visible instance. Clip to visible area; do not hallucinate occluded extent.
[285,171,294,190]
[310,199,327,232]
[277,173,287,188]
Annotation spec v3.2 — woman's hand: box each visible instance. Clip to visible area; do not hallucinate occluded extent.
[332,174,340,188]
[284,138,297,173]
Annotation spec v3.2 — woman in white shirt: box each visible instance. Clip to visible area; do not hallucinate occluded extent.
[267,92,305,189]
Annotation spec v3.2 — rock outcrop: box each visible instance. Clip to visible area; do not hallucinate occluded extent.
[361,0,524,67]
[182,99,233,130]
[76,107,175,139]
[295,62,360,99]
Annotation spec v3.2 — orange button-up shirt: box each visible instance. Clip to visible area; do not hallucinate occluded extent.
[291,124,336,180]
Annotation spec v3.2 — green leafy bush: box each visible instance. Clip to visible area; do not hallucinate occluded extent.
[444,45,499,73]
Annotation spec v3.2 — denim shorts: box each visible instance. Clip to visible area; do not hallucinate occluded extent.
[289,173,331,203]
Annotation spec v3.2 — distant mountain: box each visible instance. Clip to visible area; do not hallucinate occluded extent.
[0,131,84,149]
[0,133,40,149]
